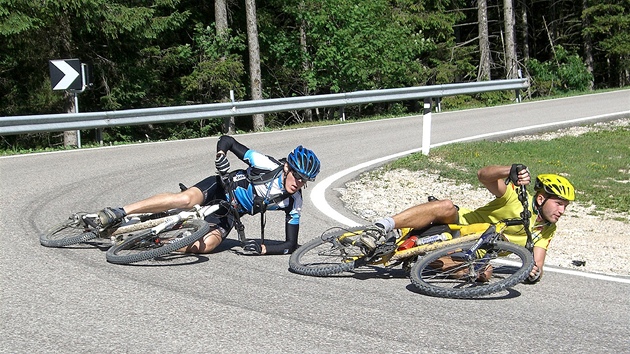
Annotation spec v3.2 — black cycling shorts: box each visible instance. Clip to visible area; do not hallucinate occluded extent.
[192,175,234,239]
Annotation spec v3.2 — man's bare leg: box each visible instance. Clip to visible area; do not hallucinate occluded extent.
[123,187,205,214]
[390,199,459,230]
[180,228,223,254]
[362,199,460,250]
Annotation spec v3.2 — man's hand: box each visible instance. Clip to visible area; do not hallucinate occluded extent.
[215,152,230,175]
[524,263,542,284]
[508,164,530,186]
[243,239,263,255]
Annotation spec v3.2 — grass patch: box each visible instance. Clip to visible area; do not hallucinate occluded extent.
[390,122,630,215]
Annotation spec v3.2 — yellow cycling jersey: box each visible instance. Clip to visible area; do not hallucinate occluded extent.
[457,184,556,250]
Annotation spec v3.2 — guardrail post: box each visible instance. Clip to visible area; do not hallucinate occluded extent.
[95,127,103,146]
[224,90,236,134]
[422,97,432,155]
[516,70,523,103]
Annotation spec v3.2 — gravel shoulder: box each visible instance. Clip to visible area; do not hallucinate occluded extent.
[338,119,630,277]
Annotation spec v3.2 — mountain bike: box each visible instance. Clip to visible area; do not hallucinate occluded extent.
[289,185,535,298]
[40,173,249,265]
[39,206,213,263]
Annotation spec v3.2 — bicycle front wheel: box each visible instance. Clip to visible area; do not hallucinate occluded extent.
[289,226,369,276]
[105,219,211,264]
[409,241,534,298]
[40,213,99,247]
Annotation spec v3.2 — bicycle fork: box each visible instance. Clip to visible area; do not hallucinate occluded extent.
[451,225,497,280]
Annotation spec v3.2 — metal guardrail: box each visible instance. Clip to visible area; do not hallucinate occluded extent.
[0,79,528,135]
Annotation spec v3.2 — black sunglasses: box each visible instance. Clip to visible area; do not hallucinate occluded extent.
[290,169,310,183]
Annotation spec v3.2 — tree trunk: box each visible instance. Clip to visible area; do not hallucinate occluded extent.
[581,0,594,90]
[518,0,529,62]
[215,0,235,133]
[245,0,264,131]
[478,0,491,81]
[503,0,519,79]
[215,0,228,32]
[300,15,313,122]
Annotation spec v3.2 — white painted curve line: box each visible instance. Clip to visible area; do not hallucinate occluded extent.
[541,267,630,283]
[311,147,422,228]
[498,259,630,284]
[310,115,630,283]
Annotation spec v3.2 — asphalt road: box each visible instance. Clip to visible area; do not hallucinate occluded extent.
[1,90,629,353]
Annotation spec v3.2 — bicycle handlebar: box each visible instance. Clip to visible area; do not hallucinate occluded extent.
[516,184,534,251]
[503,218,525,227]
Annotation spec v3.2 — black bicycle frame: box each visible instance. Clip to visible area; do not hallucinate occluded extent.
[219,172,247,245]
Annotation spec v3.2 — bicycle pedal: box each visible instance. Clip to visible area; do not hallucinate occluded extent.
[83,215,101,229]
[369,241,397,257]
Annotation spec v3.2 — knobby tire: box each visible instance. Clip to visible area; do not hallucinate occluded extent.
[105,219,211,264]
[289,226,370,276]
[40,213,99,247]
[409,241,534,298]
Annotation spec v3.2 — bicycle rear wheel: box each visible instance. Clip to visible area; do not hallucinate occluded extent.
[40,213,100,247]
[105,219,211,264]
[289,226,369,276]
[409,241,534,298]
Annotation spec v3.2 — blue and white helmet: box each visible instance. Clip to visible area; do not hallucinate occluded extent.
[287,145,321,181]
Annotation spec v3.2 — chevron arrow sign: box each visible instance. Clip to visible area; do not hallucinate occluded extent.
[49,59,82,90]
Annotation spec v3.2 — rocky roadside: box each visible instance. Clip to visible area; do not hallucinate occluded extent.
[337,118,630,277]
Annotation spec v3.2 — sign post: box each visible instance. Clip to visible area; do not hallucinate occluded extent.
[49,59,90,147]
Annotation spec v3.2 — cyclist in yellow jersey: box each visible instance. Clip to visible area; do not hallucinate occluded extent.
[363,164,575,283]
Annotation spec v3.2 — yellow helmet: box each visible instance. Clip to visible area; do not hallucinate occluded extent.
[534,174,575,201]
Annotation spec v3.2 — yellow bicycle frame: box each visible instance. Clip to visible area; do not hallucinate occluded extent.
[386,222,510,265]
[333,221,512,266]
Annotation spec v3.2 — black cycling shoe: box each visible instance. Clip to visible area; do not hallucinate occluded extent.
[98,207,127,228]
[242,240,262,255]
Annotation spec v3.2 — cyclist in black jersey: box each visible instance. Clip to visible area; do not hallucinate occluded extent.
[98,135,321,255]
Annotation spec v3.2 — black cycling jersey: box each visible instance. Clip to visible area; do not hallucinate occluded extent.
[194,136,302,255]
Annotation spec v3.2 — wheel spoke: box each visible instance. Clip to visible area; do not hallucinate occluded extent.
[106,219,210,264]
[40,213,100,247]
[410,241,534,298]
[289,226,372,276]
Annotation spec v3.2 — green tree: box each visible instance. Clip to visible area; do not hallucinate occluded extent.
[179,24,246,104]
[0,0,190,115]
[525,45,593,95]
[260,0,467,98]
[582,0,630,87]
[0,0,192,147]
[392,0,472,84]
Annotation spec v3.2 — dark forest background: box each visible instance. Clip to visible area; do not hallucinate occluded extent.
[1,0,628,150]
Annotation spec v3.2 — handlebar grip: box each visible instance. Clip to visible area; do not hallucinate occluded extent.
[506,163,528,185]
[504,219,525,227]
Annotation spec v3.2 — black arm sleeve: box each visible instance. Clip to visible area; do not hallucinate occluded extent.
[263,222,299,255]
[217,135,249,160]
